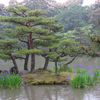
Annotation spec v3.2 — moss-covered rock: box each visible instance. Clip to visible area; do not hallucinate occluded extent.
[22,70,74,85]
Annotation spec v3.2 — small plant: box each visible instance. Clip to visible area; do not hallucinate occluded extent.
[77,68,87,74]
[71,69,94,88]
[58,66,74,73]
[93,69,100,83]
[0,74,22,89]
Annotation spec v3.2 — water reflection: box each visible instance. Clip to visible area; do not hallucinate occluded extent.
[0,85,100,100]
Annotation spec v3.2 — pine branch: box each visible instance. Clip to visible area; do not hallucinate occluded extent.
[19,38,28,43]
[14,56,25,59]
[64,56,77,66]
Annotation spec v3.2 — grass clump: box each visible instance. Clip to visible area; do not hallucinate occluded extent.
[71,72,93,88]
[71,69,94,88]
[93,69,100,83]
[0,74,22,89]
[71,68,100,89]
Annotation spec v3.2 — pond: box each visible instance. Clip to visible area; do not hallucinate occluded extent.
[0,85,100,100]
[0,56,100,100]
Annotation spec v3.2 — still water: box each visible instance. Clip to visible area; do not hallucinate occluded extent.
[0,56,100,100]
[0,85,100,100]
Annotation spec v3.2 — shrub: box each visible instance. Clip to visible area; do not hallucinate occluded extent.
[0,74,22,89]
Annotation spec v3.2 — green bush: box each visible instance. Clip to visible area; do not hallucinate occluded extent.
[0,74,22,89]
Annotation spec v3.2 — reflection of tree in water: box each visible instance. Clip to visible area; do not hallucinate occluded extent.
[38,86,75,100]
[43,86,86,100]
[0,88,24,100]
[23,85,100,100]
[41,87,52,100]
[43,86,60,100]
[24,86,61,100]
[24,86,35,100]
[0,86,100,100]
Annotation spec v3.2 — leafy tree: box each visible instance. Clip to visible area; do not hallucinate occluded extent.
[0,5,62,72]
[56,4,90,32]
[90,3,100,29]
[22,0,57,17]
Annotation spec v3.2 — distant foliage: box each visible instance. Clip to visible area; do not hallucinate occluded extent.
[56,4,90,32]
[22,0,57,17]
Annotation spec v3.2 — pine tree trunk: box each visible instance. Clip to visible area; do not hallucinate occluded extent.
[24,41,30,71]
[29,33,35,72]
[55,61,58,75]
[43,57,49,70]
[10,54,19,72]
[24,54,29,70]
[30,54,35,72]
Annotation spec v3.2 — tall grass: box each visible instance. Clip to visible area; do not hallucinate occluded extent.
[93,69,100,83]
[71,68,100,89]
[0,74,22,89]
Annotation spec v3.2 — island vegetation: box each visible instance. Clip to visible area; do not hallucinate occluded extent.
[0,0,100,89]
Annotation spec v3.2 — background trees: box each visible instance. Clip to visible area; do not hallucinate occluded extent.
[21,0,57,17]
[56,4,90,32]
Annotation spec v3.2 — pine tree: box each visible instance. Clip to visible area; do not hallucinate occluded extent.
[0,5,62,72]
[0,38,19,72]
[47,33,80,74]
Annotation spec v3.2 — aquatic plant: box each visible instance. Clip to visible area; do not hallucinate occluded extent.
[0,74,22,89]
[93,69,100,83]
[71,69,94,88]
